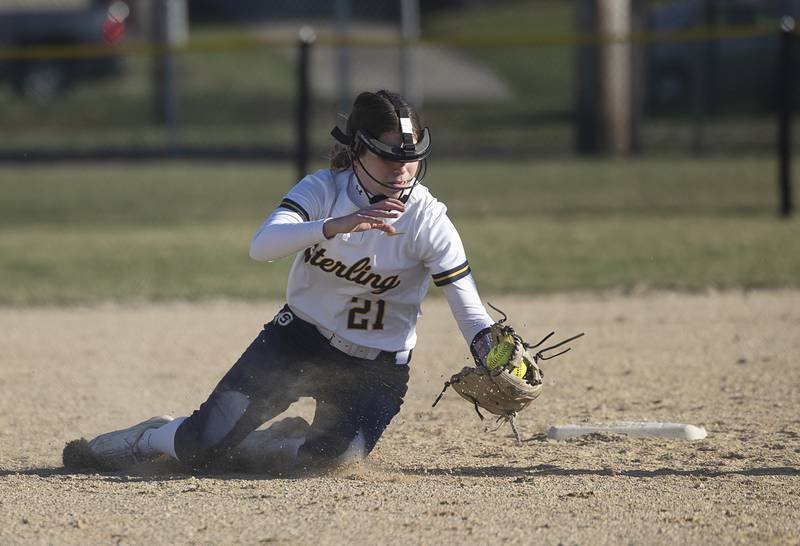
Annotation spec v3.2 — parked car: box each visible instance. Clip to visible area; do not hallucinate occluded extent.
[646,0,800,113]
[0,3,124,101]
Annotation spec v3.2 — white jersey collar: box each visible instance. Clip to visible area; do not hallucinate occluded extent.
[346,170,374,208]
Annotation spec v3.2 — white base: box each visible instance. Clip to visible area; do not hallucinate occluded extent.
[547,421,707,441]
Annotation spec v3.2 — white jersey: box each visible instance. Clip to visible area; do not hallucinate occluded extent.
[251,168,492,353]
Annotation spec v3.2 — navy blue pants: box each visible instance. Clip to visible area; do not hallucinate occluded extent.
[174,306,409,468]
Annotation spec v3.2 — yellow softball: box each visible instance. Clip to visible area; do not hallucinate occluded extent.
[510,361,527,379]
[485,341,515,370]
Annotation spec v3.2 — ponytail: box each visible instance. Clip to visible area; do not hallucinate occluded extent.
[329,142,352,170]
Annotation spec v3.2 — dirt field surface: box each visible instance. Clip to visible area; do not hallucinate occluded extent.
[1,291,799,545]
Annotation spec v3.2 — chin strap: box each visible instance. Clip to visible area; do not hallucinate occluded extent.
[352,165,415,204]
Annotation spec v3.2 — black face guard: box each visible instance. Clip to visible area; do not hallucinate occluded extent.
[331,124,431,199]
[331,94,432,201]
[331,125,432,163]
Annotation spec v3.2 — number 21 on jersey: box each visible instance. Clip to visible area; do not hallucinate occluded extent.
[347,297,386,330]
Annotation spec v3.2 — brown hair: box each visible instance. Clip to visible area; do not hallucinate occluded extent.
[329,90,424,170]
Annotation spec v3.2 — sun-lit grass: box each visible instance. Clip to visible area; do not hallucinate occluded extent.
[0,157,797,305]
[0,222,290,305]
[461,216,800,293]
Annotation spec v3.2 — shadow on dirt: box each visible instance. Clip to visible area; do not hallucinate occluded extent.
[396,463,800,479]
[2,462,797,482]
[0,460,332,482]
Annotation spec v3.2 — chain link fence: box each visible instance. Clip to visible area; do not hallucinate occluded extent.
[0,0,797,162]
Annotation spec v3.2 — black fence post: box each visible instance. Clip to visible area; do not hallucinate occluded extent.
[296,27,316,182]
[777,17,795,218]
[575,0,603,155]
[691,0,716,155]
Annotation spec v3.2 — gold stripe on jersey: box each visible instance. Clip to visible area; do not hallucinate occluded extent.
[432,260,471,287]
[278,198,310,221]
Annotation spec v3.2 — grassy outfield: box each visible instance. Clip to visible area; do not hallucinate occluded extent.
[0,157,797,305]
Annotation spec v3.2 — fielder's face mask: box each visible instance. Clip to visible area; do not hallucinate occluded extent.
[331,96,431,202]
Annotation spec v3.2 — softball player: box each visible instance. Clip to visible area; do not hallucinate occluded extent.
[73,90,497,472]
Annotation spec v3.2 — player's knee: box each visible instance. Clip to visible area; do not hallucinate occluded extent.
[174,390,251,466]
[337,430,368,463]
[297,429,369,470]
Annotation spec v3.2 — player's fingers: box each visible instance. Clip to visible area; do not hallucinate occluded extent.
[351,215,397,234]
[372,222,397,234]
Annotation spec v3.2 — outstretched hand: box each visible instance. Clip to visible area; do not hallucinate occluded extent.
[323,198,406,238]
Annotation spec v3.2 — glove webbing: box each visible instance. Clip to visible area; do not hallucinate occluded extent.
[432,380,482,419]
[432,380,524,443]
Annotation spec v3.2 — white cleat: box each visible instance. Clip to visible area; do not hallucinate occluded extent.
[64,415,173,471]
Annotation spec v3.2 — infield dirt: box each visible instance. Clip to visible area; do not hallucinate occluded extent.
[1,291,798,545]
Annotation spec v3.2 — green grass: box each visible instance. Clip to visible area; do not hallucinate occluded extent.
[0,162,294,227]
[423,0,575,113]
[1,157,797,305]
[0,222,290,305]
[463,217,800,293]
[427,157,781,217]
[0,157,780,228]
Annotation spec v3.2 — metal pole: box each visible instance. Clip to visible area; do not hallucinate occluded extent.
[335,0,352,115]
[599,0,632,154]
[777,16,795,218]
[296,27,316,182]
[399,0,421,106]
